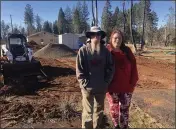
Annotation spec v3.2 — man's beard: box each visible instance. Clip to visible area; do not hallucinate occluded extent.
[91,41,101,54]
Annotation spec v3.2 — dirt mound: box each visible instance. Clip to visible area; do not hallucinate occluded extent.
[34,44,77,59]
[27,41,45,52]
[28,40,38,46]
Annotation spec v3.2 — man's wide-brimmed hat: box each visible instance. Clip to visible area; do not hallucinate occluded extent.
[85,26,106,39]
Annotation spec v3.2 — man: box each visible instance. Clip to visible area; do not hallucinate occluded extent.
[76,26,115,128]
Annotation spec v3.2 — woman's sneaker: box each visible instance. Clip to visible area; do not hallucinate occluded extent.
[114,125,120,129]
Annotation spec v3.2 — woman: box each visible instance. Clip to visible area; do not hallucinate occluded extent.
[76,26,114,129]
[106,30,138,129]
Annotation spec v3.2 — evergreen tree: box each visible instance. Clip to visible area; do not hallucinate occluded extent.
[43,21,52,33]
[24,4,34,35]
[81,1,90,32]
[1,20,10,39]
[72,8,81,33]
[112,6,119,29]
[58,7,66,34]
[53,20,59,34]
[20,27,26,35]
[35,14,42,32]
[64,6,73,33]
[101,0,113,41]
[49,22,53,33]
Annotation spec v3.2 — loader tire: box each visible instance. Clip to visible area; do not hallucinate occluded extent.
[3,77,12,86]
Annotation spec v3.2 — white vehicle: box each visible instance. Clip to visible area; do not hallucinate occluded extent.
[1,34,33,62]
[0,33,47,85]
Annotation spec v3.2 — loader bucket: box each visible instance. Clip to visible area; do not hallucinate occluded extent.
[2,61,43,79]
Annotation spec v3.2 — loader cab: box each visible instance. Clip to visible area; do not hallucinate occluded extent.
[7,34,27,58]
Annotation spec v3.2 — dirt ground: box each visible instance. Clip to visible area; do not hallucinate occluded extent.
[0,46,175,128]
[0,58,82,128]
[140,47,175,63]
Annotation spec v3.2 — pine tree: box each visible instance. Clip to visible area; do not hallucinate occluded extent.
[147,11,158,46]
[58,7,66,34]
[165,6,175,46]
[49,22,53,33]
[112,6,119,29]
[133,2,143,34]
[64,6,73,33]
[81,1,89,32]
[43,21,52,33]
[72,8,81,33]
[24,4,34,35]
[35,14,42,32]
[101,0,113,41]
[13,24,20,34]
[76,1,84,33]
[53,20,59,34]
[20,27,26,35]
[1,20,10,39]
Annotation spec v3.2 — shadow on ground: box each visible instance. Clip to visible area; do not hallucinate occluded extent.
[42,65,75,79]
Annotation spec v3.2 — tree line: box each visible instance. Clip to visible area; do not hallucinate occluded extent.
[24,1,90,35]
[1,0,175,47]
[1,1,90,37]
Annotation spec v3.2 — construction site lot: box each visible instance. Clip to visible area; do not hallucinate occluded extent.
[140,46,175,63]
[0,45,175,128]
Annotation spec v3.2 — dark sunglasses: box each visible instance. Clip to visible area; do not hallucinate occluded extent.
[91,32,101,36]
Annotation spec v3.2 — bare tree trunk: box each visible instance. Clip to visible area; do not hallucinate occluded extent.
[123,0,126,34]
[151,36,153,46]
[92,0,95,26]
[27,25,30,36]
[164,26,167,46]
[141,0,146,50]
[165,34,171,46]
[130,0,137,50]
[10,15,13,33]
[0,39,1,58]
[95,0,98,26]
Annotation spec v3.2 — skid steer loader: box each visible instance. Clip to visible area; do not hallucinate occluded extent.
[0,33,47,86]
